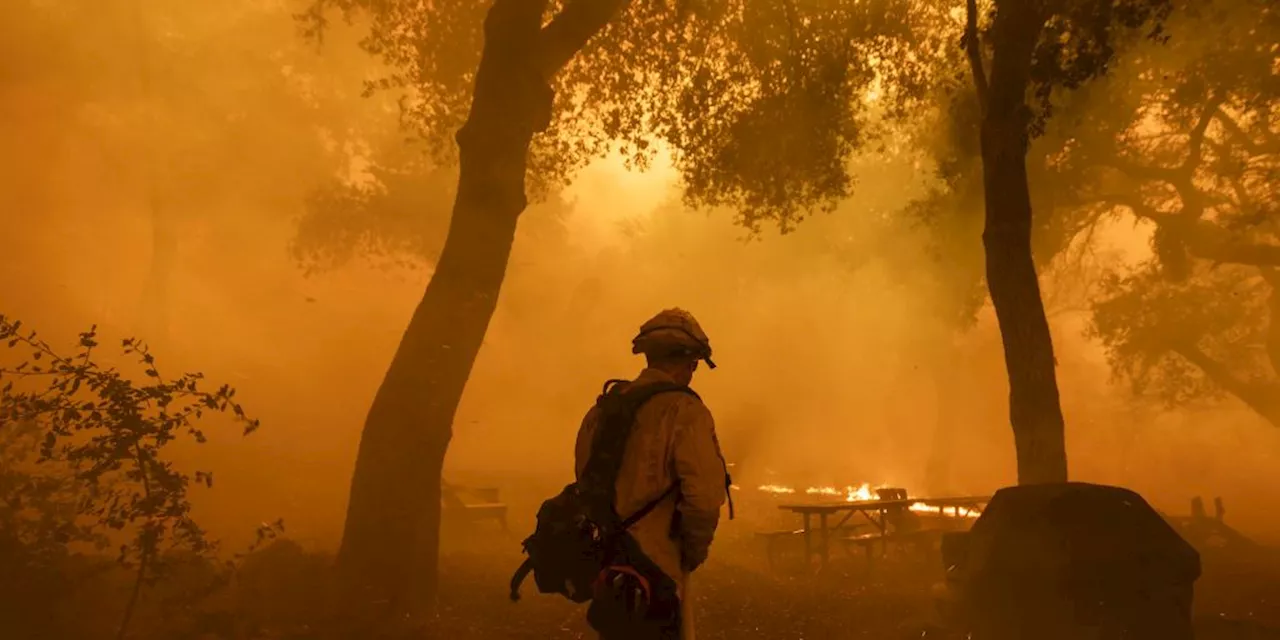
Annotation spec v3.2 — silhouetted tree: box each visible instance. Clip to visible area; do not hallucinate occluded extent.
[962,0,1173,484]
[304,0,640,621]
[1079,0,1280,426]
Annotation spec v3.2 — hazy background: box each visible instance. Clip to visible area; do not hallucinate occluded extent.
[3,0,1278,553]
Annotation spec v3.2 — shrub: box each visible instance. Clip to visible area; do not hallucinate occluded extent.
[0,315,261,639]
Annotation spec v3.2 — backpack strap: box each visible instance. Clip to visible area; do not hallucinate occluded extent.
[509,558,534,602]
[619,483,679,531]
[508,484,679,602]
[581,380,700,531]
[600,378,629,397]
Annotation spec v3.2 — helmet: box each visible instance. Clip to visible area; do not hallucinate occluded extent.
[630,308,716,369]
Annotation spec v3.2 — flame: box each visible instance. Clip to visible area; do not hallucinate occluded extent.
[758,483,881,502]
[757,484,796,494]
[805,483,878,502]
[756,483,983,518]
[909,503,982,519]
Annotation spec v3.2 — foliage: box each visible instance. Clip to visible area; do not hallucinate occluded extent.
[300,0,959,233]
[1078,0,1280,421]
[882,0,1173,332]
[1025,0,1174,136]
[1091,263,1267,406]
[0,314,262,636]
[292,147,455,274]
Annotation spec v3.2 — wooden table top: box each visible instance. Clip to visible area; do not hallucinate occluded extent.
[777,495,992,514]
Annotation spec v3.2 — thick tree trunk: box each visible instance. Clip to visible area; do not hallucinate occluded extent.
[971,0,1069,485]
[335,0,626,622]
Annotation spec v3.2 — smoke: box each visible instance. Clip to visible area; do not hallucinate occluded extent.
[3,0,1279,554]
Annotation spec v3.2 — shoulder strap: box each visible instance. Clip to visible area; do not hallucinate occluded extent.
[509,558,534,602]
[580,380,700,529]
[510,382,698,602]
[619,483,679,531]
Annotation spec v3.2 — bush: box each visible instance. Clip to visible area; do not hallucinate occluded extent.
[0,315,267,639]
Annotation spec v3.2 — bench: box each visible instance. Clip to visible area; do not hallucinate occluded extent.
[755,529,805,571]
[842,528,944,572]
[442,483,508,531]
[756,524,872,571]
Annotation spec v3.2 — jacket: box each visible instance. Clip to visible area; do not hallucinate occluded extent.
[574,368,729,583]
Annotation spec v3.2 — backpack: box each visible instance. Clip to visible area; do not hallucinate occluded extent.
[508,378,700,603]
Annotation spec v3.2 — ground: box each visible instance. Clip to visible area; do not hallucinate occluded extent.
[8,497,1279,638]
[426,520,1280,639]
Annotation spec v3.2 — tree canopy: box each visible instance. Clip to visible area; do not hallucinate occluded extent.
[303,0,964,231]
[1072,0,1280,425]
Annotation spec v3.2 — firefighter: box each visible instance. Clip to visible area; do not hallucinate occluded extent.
[574,308,730,639]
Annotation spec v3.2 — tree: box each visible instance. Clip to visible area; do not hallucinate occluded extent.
[305,0,637,620]
[961,0,1173,484]
[1081,0,1280,426]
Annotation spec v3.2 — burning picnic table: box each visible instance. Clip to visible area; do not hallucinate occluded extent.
[753,483,990,571]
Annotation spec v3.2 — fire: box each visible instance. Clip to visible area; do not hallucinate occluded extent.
[806,483,878,502]
[756,483,982,518]
[756,484,796,494]
[758,483,880,502]
[909,503,982,519]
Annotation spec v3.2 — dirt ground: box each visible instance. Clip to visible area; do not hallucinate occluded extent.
[428,521,1280,640]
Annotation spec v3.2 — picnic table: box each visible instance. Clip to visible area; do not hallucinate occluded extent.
[776,494,991,569]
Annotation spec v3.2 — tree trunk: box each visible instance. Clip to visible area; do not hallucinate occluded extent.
[970,0,1069,485]
[335,0,627,622]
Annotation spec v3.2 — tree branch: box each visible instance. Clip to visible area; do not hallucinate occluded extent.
[1103,155,1210,223]
[1214,107,1280,157]
[1085,188,1280,267]
[963,0,988,114]
[536,0,633,79]
[1103,156,1185,186]
[1185,231,1280,267]
[1075,192,1166,222]
[1172,342,1280,427]
[1183,94,1225,175]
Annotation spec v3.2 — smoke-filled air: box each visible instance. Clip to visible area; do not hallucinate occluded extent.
[2,0,1278,638]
